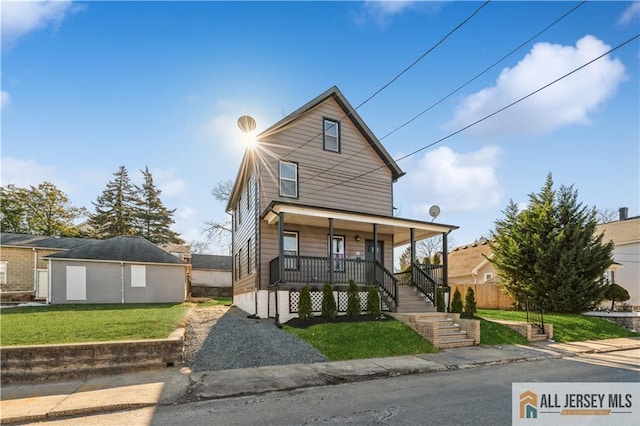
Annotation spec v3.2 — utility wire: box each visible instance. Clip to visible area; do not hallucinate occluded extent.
[282,0,491,158]
[302,0,587,184]
[305,33,640,197]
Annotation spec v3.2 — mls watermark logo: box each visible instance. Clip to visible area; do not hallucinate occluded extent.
[512,382,640,425]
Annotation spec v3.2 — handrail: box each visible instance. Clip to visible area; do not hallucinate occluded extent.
[373,260,398,308]
[421,264,443,285]
[412,262,437,304]
[525,300,545,333]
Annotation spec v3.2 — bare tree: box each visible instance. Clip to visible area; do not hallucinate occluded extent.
[416,234,455,264]
[596,208,618,224]
[189,239,211,254]
[203,180,233,250]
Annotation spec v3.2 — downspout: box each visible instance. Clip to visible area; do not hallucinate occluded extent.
[33,248,38,294]
[121,262,125,304]
[47,259,52,304]
[443,231,450,312]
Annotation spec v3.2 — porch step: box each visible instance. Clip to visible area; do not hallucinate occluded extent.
[437,338,477,349]
[392,313,478,349]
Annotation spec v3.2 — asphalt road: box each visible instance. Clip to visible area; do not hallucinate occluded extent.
[38,349,640,426]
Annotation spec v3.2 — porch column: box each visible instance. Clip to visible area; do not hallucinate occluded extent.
[443,231,450,311]
[329,218,334,286]
[278,212,284,283]
[410,228,415,285]
[373,223,378,284]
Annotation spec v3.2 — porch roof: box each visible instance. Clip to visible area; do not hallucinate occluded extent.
[262,202,458,247]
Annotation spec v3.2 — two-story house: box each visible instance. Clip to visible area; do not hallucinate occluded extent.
[226,87,458,323]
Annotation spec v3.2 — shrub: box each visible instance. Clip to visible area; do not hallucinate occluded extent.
[602,283,630,311]
[298,285,313,320]
[463,287,477,317]
[451,288,463,313]
[436,287,445,312]
[346,280,361,317]
[366,285,381,316]
[321,283,337,318]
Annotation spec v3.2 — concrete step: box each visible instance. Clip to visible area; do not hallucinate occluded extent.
[437,338,476,349]
[529,334,549,342]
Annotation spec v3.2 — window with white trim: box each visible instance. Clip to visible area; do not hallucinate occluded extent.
[279,161,298,198]
[0,261,7,285]
[323,118,340,152]
[484,272,493,282]
[284,231,299,270]
[66,266,86,300]
[328,235,345,272]
[131,265,146,287]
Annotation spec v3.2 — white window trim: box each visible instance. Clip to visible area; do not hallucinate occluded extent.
[66,266,87,300]
[484,272,493,282]
[283,231,299,270]
[279,161,298,198]
[323,118,340,152]
[131,265,146,288]
[328,235,345,272]
[0,261,7,285]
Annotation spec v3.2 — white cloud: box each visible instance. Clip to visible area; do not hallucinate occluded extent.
[398,145,503,214]
[1,156,71,190]
[618,2,640,26]
[1,0,80,52]
[354,1,440,26]
[447,35,626,139]
[176,206,196,220]
[1,91,10,108]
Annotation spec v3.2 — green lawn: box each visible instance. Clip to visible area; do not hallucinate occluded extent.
[477,309,639,343]
[284,318,437,361]
[479,318,530,345]
[0,303,190,346]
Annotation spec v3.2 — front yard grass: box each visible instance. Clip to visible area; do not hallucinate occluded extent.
[477,309,639,343]
[284,318,437,361]
[479,318,530,345]
[0,303,189,346]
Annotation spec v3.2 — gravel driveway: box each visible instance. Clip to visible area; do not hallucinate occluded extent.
[184,306,328,372]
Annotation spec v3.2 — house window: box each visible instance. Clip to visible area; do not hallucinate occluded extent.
[323,118,340,152]
[328,235,345,272]
[239,248,243,278]
[283,231,299,270]
[0,261,7,285]
[66,266,86,300]
[279,161,298,198]
[247,238,252,274]
[247,177,251,210]
[238,195,242,224]
[234,253,239,280]
[131,265,146,287]
[484,272,493,282]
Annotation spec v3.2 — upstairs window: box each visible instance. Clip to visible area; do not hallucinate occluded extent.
[0,261,7,285]
[323,118,340,152]
[279,161,298,198]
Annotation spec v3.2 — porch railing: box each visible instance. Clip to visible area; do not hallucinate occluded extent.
[412,262,437,305]
[269,255,397,308]
[525,300,545,333]
[421,264,443,285]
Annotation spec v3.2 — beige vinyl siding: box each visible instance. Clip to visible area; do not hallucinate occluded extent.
[259,222,393,290]
[257,98,393,216]
[232,175,258,296]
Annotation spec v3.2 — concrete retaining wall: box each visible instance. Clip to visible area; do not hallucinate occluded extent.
[583,311,640,332]
[0,329,184,384]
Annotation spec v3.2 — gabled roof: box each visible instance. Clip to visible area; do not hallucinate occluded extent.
[0,233,99,250]
[448,241,494,278]
[45,236,187,265]
[226,86,405,212]
[191,254,232,270]
[596,216,640,246]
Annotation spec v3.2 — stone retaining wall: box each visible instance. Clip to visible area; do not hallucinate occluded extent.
[0,329,184,384]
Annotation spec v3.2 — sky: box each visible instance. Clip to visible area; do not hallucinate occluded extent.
[2,0,639,258]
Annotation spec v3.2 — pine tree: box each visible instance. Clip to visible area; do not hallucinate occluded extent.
[346,280,361,317]
[464,288,477,317]
[135,166,183,244]
[490,174,614,313]
[298,285,313,320]
[451,288,463,313]
[321,283,337,319]
[436,287,445,312]
[366,285,381,316]
[89,166,139,238]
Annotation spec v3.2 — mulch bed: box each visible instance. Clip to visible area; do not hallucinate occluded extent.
[285,314,393,329]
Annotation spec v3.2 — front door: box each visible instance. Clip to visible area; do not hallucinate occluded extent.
[365,240,384,284]
[329,236,345,272]
[36,269,48,299]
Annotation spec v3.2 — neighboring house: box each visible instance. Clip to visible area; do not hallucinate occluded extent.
[75,220,95,235]
[596,207,640,310]
[0,233,100,301]
[447,241,515,309]
[190,254,232,297]
[226,86,458,322]
[159,243,192,264]
[45,236,187,304]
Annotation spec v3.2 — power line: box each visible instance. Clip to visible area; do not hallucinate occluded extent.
[305,33,640,197]
[301,0,587,184]
[282,0,491,158]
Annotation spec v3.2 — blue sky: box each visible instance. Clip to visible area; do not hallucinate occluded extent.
[2,1,639,257]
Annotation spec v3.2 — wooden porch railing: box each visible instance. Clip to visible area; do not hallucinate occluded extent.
[269,255,398,308]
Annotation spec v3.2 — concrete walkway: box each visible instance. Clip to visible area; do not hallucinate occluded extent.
[2,337,639,424]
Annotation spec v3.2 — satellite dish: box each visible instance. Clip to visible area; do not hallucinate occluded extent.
[429,205,440,221]
[237,115,257,133]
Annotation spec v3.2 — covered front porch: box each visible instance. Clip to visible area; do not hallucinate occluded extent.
[262,202,458,320]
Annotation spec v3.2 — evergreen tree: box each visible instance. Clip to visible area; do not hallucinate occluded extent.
[602,283,630,311]
[366,285,381,316]
[463,288,477,317]
[490,174,614,313]
[346,280,361,317]
[298,285,313,320]
[89,166,139,238]
[321,283,337,319]
[1,183,85,236]
[436,287,445,312]
[135,166,183,244]
[451,288,463,313]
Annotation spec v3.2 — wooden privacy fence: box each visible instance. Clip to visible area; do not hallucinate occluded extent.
[450,282,516,310]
